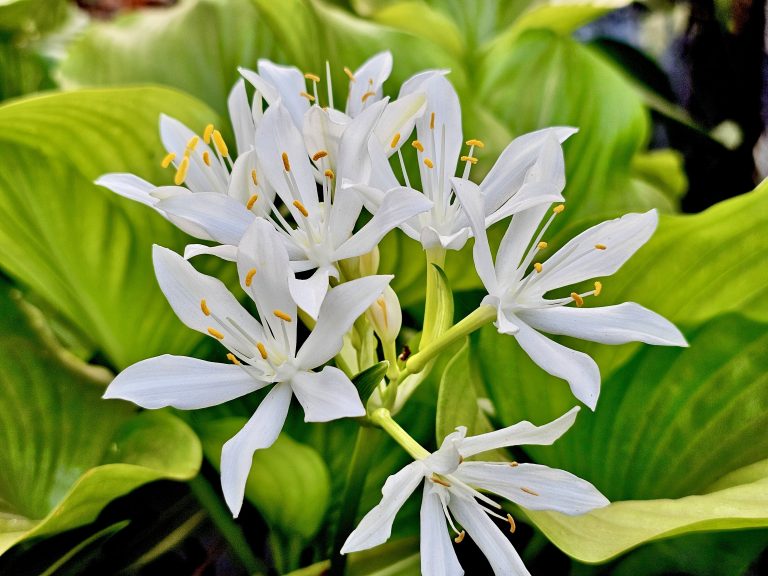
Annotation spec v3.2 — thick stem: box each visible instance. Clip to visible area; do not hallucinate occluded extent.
[370,408,430,460]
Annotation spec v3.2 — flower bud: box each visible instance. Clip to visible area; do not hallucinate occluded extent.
[366,285,401,344]
[358,246,380,276]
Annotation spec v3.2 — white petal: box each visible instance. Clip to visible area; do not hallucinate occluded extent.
[518,303,687,346]
[220,382,293,517]
[104,354,267,409]
[420,485,463,576]
[336,98,388,186]
[531,210,659,295]
[96,173,158,207]
[494,204,550,284]
[303,106,348,177]
[458,407,580,458]
[514,320,601,410]
[156,192,254,245]
[288,267,332,321]
[333,187,433,261]
[256,59,310,129]
[228,79,256,156]
[495,306,520,335]
[290,365,365,422]
[341,461,426,553]
[227,149,274,216]
[183,243,237,261]
[239,67,280,105]
[296,275,393,369]
[346,51,392,118]
[374,92,427,157]
[455,462,609,515]
[427,428,465,475]
[449,497,530,576]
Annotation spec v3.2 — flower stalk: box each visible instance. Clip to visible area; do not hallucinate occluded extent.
[370,408,430,460]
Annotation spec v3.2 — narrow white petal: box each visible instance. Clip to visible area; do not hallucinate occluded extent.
[398,69,449,98]
[518,303,688,346]
[346,51,392,118]
[455,462,609,515]
[449,497,530,576]
[256,59,310,128]
[239,67,280,105]
[458,407,580,458]
[228,79,256,156]
[341,461,426,553]
[156,192,254,245]
[104,354,267,409]
[287,267,332,321]
[96,173,158,207]
[494,204,550,284]
[296,275,393,369]
[290,365,365,422]
[374,92,427,157]
[495,306,520,335]
[514,320,601,410]
[303,106,348,177]
[420,485,463,576]
[364,139,401,195]
[227,149,274,216]
[183,243,237,261]
[221,382,293,517]
[336,98,387,186]
[427,428,465,475]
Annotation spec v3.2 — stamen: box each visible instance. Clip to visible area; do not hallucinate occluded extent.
[521,487,540,496]
[465,139,485,148]
[292,200,309,217]
[161,152,176,168]
[454,531,466,544]
[537,241,548,250]
[186,135,199,151]
[509,461,519,467]
[281,152,291,172]
[595,244,607,250]
[299,91,315,102]
[429,112,435,130]
[208,327,225,340]
[324,169,335,179]
[200,299,211,316]
[226,353,241,365]
[423,158,434,169]
[304,72,320,82]
[312,150,328,161]
[390,132,401,149]
[533,263,543,273]
[594,281,603,296]
[246,194,259,210]
[245,268,256,287]
[361,91,375,102]
[203,124,214,144]
[430,474,451,488]
[570,292,584,307]
[553,204,565,214]
[174,157,190,185]
[343,66,355,81]
[251,169,258,186]
[411,140,424,152]
[507,514,516,533]
[202,151,211,166]
[273,309,292,322]
[460,155,478,164]
[256,342,268,359]
[212,130,229,157]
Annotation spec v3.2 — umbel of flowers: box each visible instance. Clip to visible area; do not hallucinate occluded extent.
[100,52,687,575]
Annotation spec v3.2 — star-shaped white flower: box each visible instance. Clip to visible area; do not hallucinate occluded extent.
[342,407,609,576]
[452,178,688,409]
[104,218,392,516]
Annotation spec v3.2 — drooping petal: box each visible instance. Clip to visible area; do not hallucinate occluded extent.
[290,365,365,422]
[514,321,601,409]
[96,173,158,207]
[256,59,310,129]
[420,485,463,576]
[104,354,267,409]
[374,91,427,157]
[530,210,659,295]
[296,274,393,369]
[228,78,256,156]
[449,496,530,576]
[346,51,393,118]
[455,462,609,515]
[220,382,293,517]
[457,407,580,458]
[156,192,254,245]
[518,303,687,346]
[183,243,238,261]
[341,461,426,553]
[287,266,332,321]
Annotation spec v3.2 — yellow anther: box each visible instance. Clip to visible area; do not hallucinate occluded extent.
[293,200,309,217]
[282,152,291,172]
[454,531,466,544]
[411,140,424,152]
[299,91,316,102]
[343,66,355,81]
[521,486,540,496]
[256,342,268,359]
[537,241,548,250]
[251,169,258,186]
[553,204,565,214]
[460,155,478,164]
[361,91,376,102]
[594,281,603,296]
[430,112,435,130]
[186,135,200,151]
[571,292,584,307]
[509,461,519,467]
[312,150,329,161]
[324,169,335,179]
[245,268,256,287]
[161,152,176,168]
[246,194,259,210]
[174,156,190,185]
[273,309,292,322]
[226,353,241,365]
[430,474,451,488]
[390,132,401,149]
[507,514,516,533]
[595,243,607,250]
[200,299,211,316]
[207,327,225,340]
[304,72,320,82]
[202,151,211,166]
[212,130,229,157]
[203,124,215,144]
[534,262,543,273]
[423,158,434,169]
[466,139,485,148]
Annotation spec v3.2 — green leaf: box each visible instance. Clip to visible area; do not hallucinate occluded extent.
[286,537,419,575]
[353,361,389,404]
[0,0,69,33]
[199,421,331,540]
[0,87,225,368]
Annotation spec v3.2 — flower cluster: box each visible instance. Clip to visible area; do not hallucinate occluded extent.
[100,52,686,574]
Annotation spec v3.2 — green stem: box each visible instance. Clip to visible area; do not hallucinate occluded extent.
[370,408,430,460]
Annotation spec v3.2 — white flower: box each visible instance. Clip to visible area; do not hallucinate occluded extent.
[104,218,392,516]
[453,178,688,409]
[342,407,609,576]
[354,73,575,250]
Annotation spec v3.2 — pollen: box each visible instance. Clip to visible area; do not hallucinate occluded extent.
[299,91,315,102]
[186,135,200,151]
[293,200,309,217]
[226,353,241,365]
[390,132,401,149]
[200,299,211,316]
[411,140,424,152]
[430,474,451,487]
[281,152,291,172]
[343,66,355,81]
[251,169,258,186]
[571,292,584,307]
[256,342,268,359]
[312,150,328,161]
[521,487,540,496]
[324,169,335,179]
[454,531,466,544]
[212,130,229,157]
[595,243,607,250]
[245,268,256,287]
[429,112,435,130]
[246,194,259,210]
[174,157,190,185]
[553,204,565,214]
[507,514,516,533]
[460,155,478,164]
[304,72,321,82]
[534,262,543,273]
[594,281,603,296]
[161,152,176,168]
[423,158,434,169]
[361,91,376,102]
[466,139,485,148]
[509,461,519,467]
[273,309,292,322]
[202,151,211,166]
[207,327,225,340]
[203,123,215,144]
[537,241,548,250]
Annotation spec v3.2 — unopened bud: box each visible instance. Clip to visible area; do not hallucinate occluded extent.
[366,285,401,344]
[359,246,380,276]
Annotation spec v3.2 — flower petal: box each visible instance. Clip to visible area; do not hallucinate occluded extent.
[227,149,274,217]
[346,51,392,118]
[518,303,687,346]
[336,98,387,186]
[449,496,530,576]
[183,243,237,261]
[374,91,427,157]
[290,365,365,422]
[287,266,332,321]
[256,59,310,129]
[494,204,550,284]
[303,106,348,178]
[458,407,580,458]
[96,173,158,207]
[341,461,426,553]
[104,354,267,409]
[228,78,256,156]
[220,382,293,517]
[296,274,393,369]
[455,462,609,515]
[420,485,463,576]
[156,192,254,245]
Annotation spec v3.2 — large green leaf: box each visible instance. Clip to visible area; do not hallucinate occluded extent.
[0,87,222,368]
